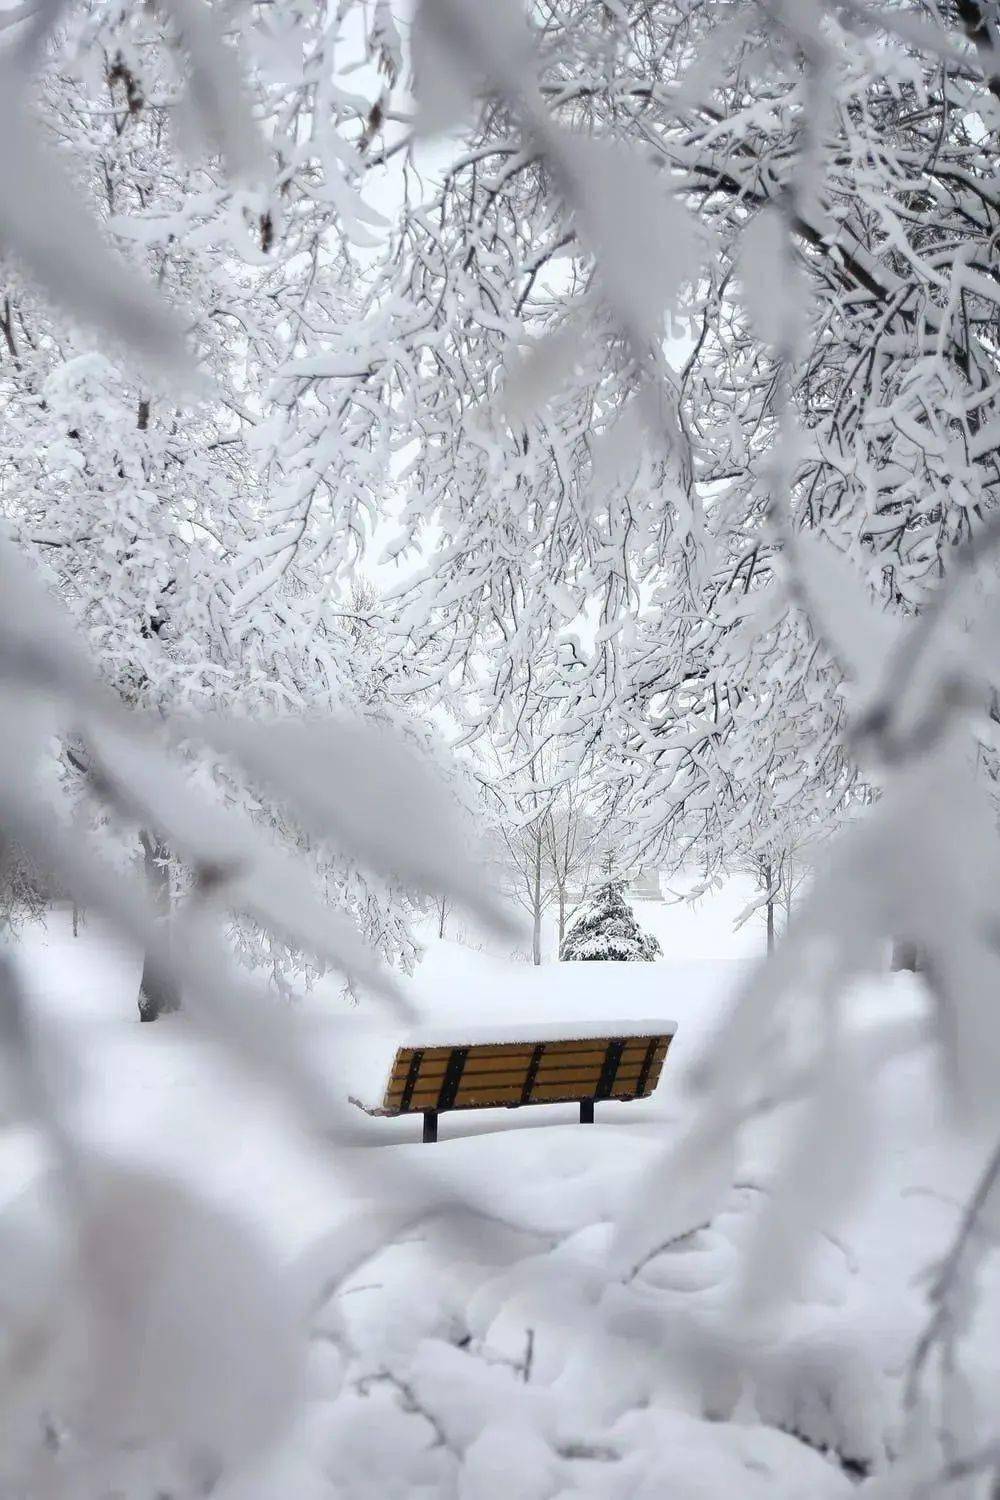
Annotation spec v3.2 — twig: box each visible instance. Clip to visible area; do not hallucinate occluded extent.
[356,1369,450,1450]
[624,1221,711,1284]
[905,1131,1000,1408]
[916,1439,1000,1496]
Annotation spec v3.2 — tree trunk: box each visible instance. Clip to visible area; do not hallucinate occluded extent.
[531,836,542,966]
[532,906,542,966]
[437,895,447,939]
[138,831,180,1022]
[557,885,566,955]
[764,860,775,955]
[891,939,921,973]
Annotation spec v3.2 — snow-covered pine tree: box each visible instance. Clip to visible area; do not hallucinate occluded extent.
[559,878,661,963]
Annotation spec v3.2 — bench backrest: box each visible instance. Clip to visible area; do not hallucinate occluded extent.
[382,1032,674,1115]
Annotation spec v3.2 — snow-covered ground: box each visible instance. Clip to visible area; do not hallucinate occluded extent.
[6,894,999,1498]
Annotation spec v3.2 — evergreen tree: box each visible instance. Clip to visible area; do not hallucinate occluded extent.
[559,878,661,963]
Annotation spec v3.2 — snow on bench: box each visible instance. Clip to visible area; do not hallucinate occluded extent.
[351,1018,678,1142]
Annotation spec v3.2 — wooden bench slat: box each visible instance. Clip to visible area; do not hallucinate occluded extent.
[388,1038,666,1085]
[461,1070,602,1095]
[455,1081,646,1107]
[399,1079,596,1109]
[534,1057,649,1079]
[396,1073,668,1113]
[393,1036,666,1066]
[394,1044,538,1064]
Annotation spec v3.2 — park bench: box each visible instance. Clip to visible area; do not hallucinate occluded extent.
[353,1021,678,1142]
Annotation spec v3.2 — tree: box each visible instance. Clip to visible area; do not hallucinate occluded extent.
[542,773,604,951]
[560,877,661,963]
[273,0,1000,888]
[489,796,553,966]
[0,839,48,939]
[137,830,181,1021]
[0,3,427,1013]
[432,891,450,940]
[482,698,606,963]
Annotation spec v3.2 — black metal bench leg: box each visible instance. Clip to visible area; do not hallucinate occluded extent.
[580,1099,594,1125]
[423,1109,438,1143]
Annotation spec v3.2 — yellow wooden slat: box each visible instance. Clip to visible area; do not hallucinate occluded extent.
[393,1083,656,1113]
[399,1076,603,1111]
[393,1034,668,1070]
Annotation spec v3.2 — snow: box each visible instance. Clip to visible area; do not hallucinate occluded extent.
[399,1018,678,1047]
[6,894,1000,1497]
